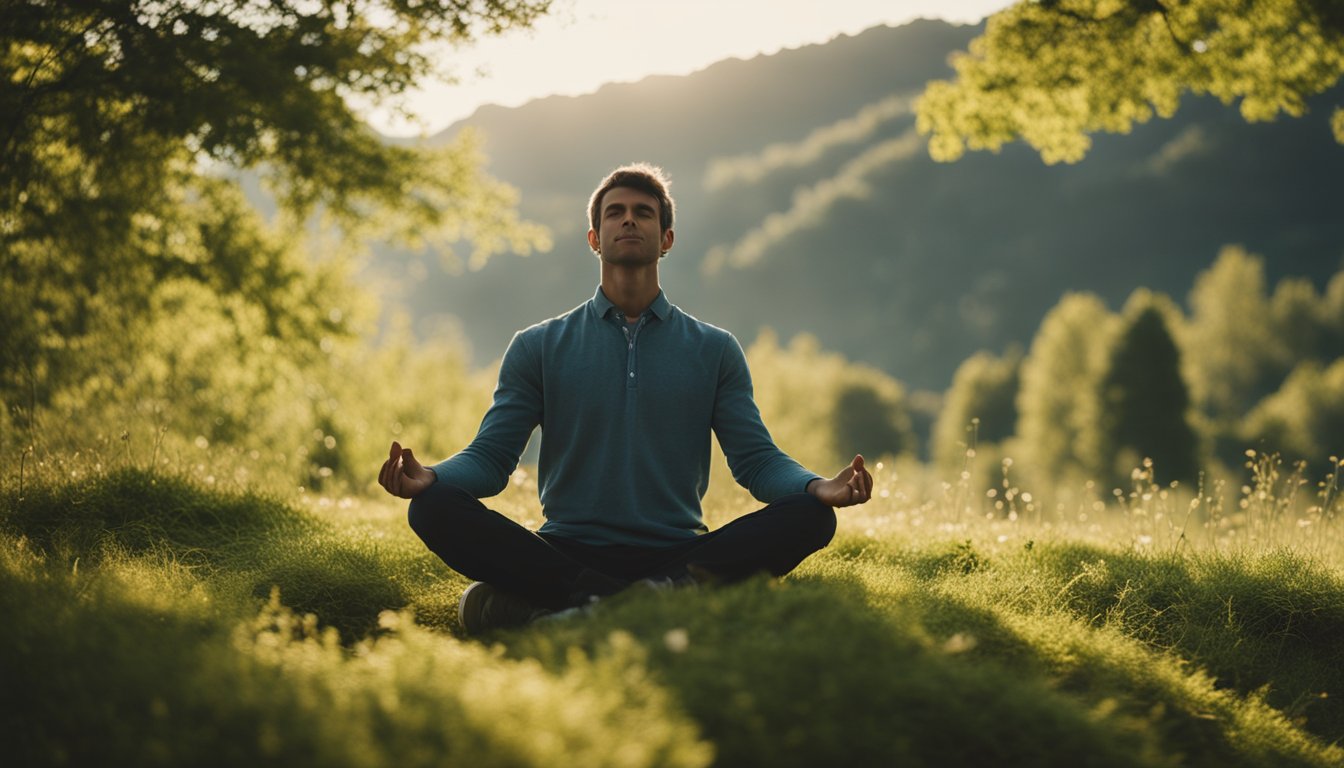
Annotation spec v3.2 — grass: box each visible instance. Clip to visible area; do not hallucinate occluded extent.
[3,461,1343,767]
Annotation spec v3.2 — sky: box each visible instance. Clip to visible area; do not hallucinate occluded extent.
[362,0,1015,137]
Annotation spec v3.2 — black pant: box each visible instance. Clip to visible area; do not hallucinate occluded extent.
[408,484,837,609]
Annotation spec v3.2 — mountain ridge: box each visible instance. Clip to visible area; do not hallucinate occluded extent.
[377,19,1344,391]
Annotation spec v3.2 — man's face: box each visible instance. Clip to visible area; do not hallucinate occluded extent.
[588,186,673,265]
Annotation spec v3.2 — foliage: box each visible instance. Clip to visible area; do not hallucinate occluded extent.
[744,330,916,471]
[1182,247,1281,426]
[931,349,1021,471]
[0,164,503,494]
[956,251,1344,496]
[916,0,1344,163]
[1097,290,1201,487]
[0,0,551,451]
[1179,247,1344,466]
[1,0,551,215]
[1243,360,1344,466]
[1015,292,1116,486]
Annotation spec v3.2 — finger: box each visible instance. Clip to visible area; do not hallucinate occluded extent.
[380,443,400,489]
[403,448,421,472]
[847,454,865,487]
[847,469,870,504]
[380,452,400,489]
[390,455,404,496]
[849,455,869,498]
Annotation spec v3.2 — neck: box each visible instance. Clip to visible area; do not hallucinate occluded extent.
[600,262,661,320]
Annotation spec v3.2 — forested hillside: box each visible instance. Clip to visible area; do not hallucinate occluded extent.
[385,19,1344,391]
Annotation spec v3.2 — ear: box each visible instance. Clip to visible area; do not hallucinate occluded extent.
[587,228,600,253]
[660,228,675,256]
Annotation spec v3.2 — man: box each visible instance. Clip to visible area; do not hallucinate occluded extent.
[379,163,872,634]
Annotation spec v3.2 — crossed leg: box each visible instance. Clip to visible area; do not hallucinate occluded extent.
[408,483,836,610]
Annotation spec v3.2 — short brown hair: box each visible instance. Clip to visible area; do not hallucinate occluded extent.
[587,163,675,234]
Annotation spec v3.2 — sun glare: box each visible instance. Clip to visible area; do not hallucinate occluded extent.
[363,0,1014,136]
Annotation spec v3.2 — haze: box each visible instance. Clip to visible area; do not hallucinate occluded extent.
[362,0,1013,137]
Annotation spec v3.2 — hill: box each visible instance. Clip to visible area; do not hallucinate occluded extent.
[382,19,1344,390]
[5,467,1344,766]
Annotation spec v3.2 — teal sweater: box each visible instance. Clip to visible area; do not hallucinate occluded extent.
[430,286,821,546]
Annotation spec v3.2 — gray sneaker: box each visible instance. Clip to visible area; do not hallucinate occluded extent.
[457,582,549,635]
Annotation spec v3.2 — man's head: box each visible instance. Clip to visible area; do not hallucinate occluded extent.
[587,163,675,259]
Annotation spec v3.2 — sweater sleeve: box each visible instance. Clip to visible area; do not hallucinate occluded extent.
[711,334,822,502]
[429,331,542,497]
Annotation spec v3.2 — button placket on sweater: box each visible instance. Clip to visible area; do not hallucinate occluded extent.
[617,313,650,390]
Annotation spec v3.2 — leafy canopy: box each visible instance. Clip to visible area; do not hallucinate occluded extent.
[1,0,551,429]
[3,0,552,225]
[916,0,1344,163]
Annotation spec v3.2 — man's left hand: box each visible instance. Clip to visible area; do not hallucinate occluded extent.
[808,454,873,507]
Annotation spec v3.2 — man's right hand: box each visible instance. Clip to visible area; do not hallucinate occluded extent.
[378,441,437,499]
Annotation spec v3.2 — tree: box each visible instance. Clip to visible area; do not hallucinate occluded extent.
[932,349,1022,471]
[1323,269,1344,350]
[1270,275,1332,368]
[916,0,1344,164]
[1097,290,1201,487]
[832,374,917,462]
[1181,247,1280,428]
[745,331,916,472]
[1242,358,1344,465]
[1015,291,1115,484]
[1,0,551,431]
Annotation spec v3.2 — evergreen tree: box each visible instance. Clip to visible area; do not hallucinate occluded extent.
[1098,291,1201,487]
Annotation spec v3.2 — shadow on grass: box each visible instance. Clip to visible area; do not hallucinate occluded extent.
[503,572,1174,767]
[498,540,1344,768]
[834,532,1344,745]
[1,468,307,566]
[1,468,432,641]
[5,470,1341,764]
[1020,541,1344,743]
[0,543,712,768]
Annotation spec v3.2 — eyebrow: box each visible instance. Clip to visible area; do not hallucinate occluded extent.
[604,201,658,216]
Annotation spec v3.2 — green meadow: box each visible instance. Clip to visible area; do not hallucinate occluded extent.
[8,1,1344,765]
[4,453,1342,767]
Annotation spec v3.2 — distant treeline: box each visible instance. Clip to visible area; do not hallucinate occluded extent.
[925,247,1344,490]
[4,234,1339,498]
